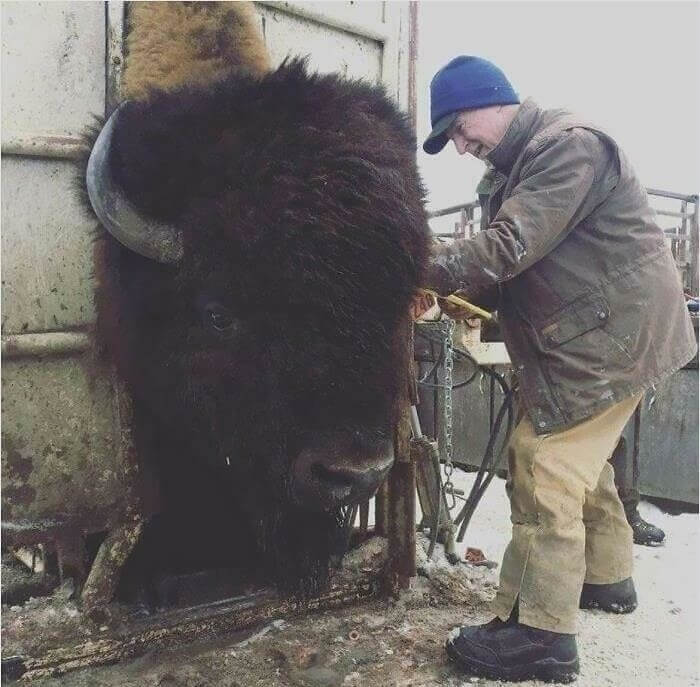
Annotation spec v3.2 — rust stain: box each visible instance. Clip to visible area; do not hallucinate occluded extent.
[3,483,37,505]
[3,434,34,481]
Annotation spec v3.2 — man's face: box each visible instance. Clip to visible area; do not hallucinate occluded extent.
[447,105,512,159]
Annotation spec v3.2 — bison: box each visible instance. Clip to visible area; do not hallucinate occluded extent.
[80,2,430,597]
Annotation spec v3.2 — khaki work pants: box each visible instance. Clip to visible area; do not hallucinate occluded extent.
[491,393,643,634]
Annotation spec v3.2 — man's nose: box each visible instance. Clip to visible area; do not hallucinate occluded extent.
[453,137,467,155]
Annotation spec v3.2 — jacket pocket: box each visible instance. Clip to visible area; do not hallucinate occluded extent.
[539,293,610,349]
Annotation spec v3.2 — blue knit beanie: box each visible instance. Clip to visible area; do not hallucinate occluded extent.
[423,56,519,155]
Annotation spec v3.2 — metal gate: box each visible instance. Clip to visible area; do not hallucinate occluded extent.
[1,0,415,598]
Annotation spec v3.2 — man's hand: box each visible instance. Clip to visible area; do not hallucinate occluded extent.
[424,242,460,296]
[411,290,437,320]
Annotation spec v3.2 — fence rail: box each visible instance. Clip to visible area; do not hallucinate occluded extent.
[428,188,699,294]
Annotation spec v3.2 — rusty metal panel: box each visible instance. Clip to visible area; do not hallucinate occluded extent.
[1,355,132,539]
[1,1,105,138]
[1,157,97,334]
[635,370,699,505]
[280,1,385,26]
[254,1,411,110]
[256,4,383,83]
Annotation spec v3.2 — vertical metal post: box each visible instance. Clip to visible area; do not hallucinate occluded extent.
[691,197,699,294]
[374,483,388,536]
[105,1,126,113]
[407,1,418,132]
[386,321,417,593]
[680,200,689,289]
[386,398,416,593]
[457,208,467,239]
[632,400,642,496]
[359,500,369,539]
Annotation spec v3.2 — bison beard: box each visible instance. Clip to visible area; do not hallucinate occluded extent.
[80,57,430,598]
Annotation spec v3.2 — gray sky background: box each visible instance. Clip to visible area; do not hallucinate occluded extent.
[415,1,700,217]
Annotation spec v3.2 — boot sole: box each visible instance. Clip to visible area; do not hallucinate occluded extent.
[579,599,637,614]
[634,539,664,547]
[446,640,580,684]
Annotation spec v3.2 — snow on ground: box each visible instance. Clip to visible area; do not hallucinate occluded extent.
[12,467,698,687]
[443,467,700,687]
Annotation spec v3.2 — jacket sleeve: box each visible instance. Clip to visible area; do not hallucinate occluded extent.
[431,129,617,294]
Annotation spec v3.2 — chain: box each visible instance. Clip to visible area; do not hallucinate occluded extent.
[441,319,456,510]
[415,320,457,511]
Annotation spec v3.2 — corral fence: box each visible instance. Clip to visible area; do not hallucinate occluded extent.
[421,187,699,507]
[428,189,700,295]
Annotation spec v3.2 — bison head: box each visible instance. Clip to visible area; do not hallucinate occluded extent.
[82,59,429,595]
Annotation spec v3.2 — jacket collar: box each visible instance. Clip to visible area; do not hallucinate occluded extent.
[486,98,541,173]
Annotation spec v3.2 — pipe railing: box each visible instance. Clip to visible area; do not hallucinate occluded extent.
[428,188,699,294]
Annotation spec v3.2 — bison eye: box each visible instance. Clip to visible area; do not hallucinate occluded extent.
[202,302,237,334]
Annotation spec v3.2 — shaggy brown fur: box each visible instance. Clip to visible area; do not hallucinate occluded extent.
[81,2,430,599]
[122,2,270,101]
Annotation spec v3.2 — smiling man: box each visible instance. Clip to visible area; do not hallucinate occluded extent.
[422,56,696,683]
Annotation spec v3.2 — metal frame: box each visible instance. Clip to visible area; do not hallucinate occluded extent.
[429,189,699,294]
[2,9,421,674]
[649,188,699,294]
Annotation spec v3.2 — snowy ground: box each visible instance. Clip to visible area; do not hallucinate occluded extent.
[7,468,699,687]
[445,470,700,687]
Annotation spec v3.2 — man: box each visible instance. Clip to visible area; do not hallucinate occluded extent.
[479,168,667,548]
[421,56,696,683]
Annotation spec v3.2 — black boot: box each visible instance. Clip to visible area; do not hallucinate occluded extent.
[445,618,579,683]
[628,509,665,546]
[580,577,637,613]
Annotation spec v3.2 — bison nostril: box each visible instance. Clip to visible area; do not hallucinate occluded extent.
[291,434,395,510]
[311,463,355,487]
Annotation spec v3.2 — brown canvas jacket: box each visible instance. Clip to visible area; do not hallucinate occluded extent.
[431,99,696,434]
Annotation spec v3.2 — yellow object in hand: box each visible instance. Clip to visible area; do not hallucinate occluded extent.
[418,288,493,322]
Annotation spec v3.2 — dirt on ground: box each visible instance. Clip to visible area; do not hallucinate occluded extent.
[2,535,498,687]
[3,471,698,687]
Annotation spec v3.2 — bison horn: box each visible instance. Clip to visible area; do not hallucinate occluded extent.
[86,102,184,264]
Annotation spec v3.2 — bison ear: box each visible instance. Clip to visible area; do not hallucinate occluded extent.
[86,102,184,264]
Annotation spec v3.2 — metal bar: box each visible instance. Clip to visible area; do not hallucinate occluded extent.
[257,1,389,43]
[632,401,642,498]
[10,577,379,682]
[359,501,369,539]
[663,229,693,240]
[1,332,92,358]
[1,134,85,160]
[386,335,417,592]
[81,519,144,611]
[428,202,480,219]
[691,203,699,293]
[679,201,689,287]
[433,223,480,237]
[374,482,388,536]
[407,1,418,132]
[386,403,416,593]
[646,188,699,203]
[657,209,695,219]
[105,1,126,113]
[431,193,697,221]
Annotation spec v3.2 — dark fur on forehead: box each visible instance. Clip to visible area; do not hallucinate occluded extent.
[109,56,428,318]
